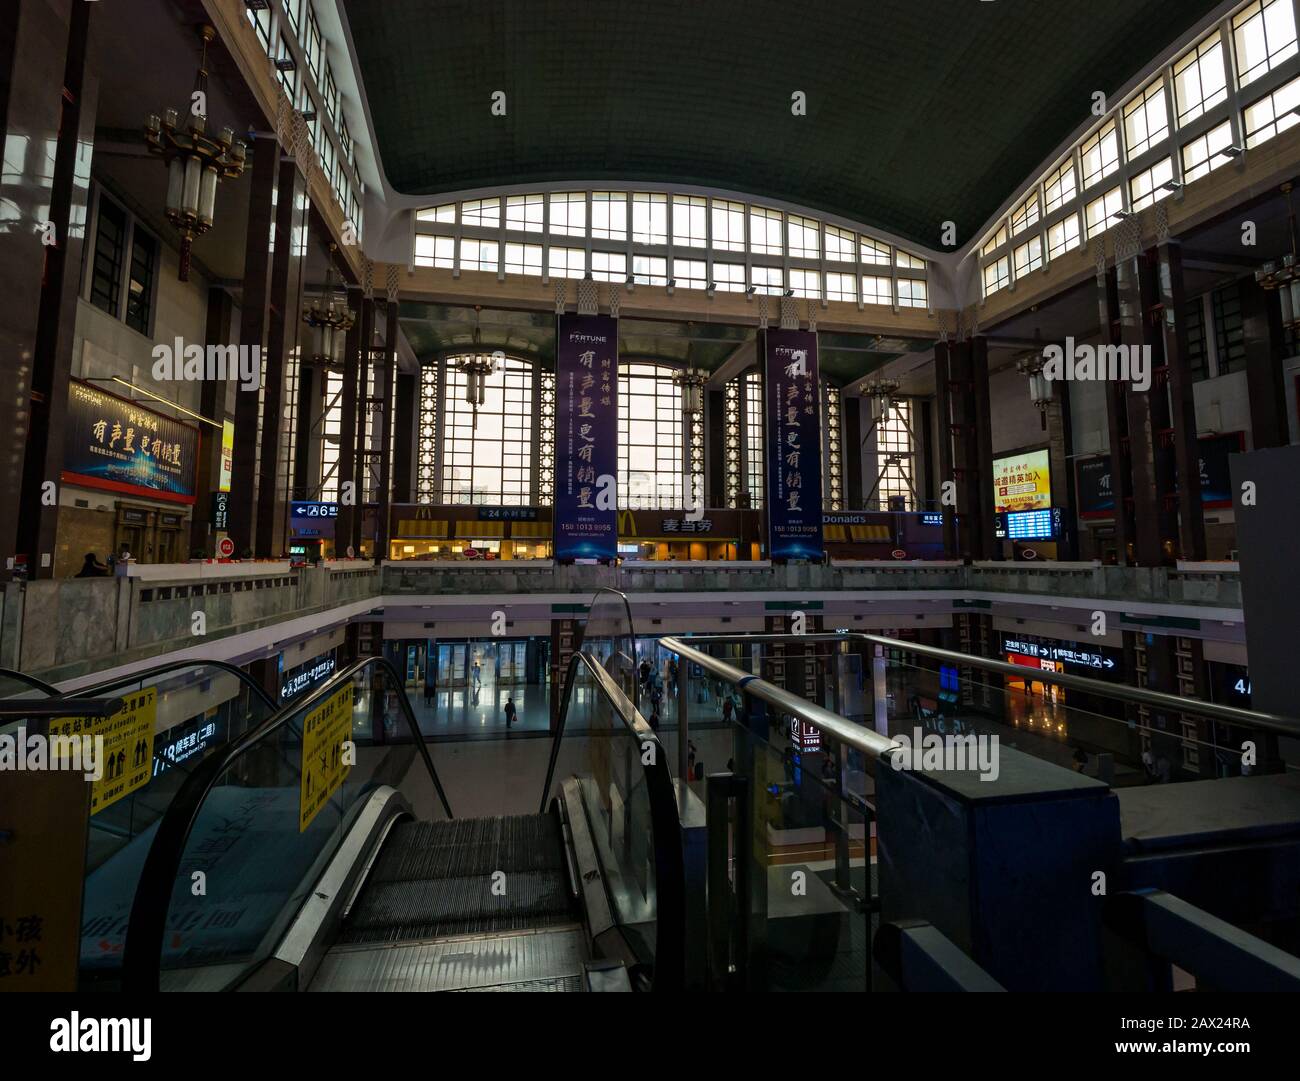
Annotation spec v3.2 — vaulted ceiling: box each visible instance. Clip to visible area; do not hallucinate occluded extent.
[342,0,1224,248]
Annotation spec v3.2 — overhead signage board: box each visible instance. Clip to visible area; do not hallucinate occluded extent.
[993,448,1051,514]
[553,312,619,562]
[299,685,353,833]
[1002,637,1118,674]
[763,328,824,561]
[62,381,199,505]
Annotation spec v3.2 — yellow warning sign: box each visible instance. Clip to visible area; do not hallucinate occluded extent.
[49,688,157,815]
[299,685,353,832]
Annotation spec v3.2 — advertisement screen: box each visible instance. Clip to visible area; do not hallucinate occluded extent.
[993,449,1051,514]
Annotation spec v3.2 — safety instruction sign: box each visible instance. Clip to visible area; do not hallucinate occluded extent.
[299,686,353,832]
[49,688,156,815]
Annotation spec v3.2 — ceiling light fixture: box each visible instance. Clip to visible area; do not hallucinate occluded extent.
[1255,182,1300,331]
[144,25,247,282]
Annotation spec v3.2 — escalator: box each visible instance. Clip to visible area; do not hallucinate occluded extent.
[114,588,684,992]
[0,659,282,986]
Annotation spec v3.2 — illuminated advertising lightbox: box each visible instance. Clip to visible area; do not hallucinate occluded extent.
[219,419,234,493]
[993,449,1051,514]
[62,381,199,504]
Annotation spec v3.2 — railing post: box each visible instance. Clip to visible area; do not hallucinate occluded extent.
[706,771,749,990]
[677,652,690,782]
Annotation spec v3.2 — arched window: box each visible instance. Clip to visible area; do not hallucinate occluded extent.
[440,355,535,505]
[619,361,683,509]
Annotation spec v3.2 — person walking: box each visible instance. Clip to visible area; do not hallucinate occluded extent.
[721,696,734,724]
[472,658,482,690]
[424,668,437,710]
[504,695,517,729]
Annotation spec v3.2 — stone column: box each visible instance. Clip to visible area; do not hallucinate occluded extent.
[254,155,308,557]
[230,138,279,556]
[11,0,96,579]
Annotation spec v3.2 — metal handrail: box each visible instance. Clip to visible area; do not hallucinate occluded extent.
[68,658,278,711]
[658,635,900,763]
[538,647,685,991]
[668,631,1300,740]
[120,654,452,992]
[0,667,61,696]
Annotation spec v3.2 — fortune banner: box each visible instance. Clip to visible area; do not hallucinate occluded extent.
[763,328,824,561]
[554,312,619,562]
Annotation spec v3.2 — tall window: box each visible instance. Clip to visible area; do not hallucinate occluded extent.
[89,196,127,318]
[320,370,343,501]
[744,370,764,509]
[875,399,915,510]
[1174,33,1228,125]
[125,230,157,335]
[1233,0,1298,88]
[441,356,534,504]
[619,362,683,509]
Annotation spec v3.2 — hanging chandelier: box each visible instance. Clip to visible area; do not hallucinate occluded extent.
[1015,340,1054,430]
[1255,182,1300,332]
[304,243,355,333]
[672,367,708,416]
[144,25,247,282]
[456,311,498,428]
[863,379,901,418]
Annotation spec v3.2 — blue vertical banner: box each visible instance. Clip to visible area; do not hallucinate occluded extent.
[554,313,619,561]
[763,328,824,561]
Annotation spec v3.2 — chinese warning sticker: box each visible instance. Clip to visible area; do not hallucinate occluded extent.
[299,685,353,832]
[49,687,156,815]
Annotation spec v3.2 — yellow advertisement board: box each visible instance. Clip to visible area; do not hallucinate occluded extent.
[993,449,1052,513]
[48,688,156,815]
[299,686,353,832]
[219,419,234,493]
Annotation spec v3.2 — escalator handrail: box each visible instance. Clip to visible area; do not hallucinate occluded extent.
[120,653,452,992]
[574,586,640,712]
[540,648,685,991]
[0,667,61,697]
[67,658,279,711]
[673,630,1300,738]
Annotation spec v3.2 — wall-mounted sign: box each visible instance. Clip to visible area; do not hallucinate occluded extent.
[281,654,337,702]
[920,512,944,527]
[217,537,235,558]
[1198,432,1244,508]
[790,717,822,752]
[1076,455,1114,519]
[478,506,538,521]
[662,519,713,533]
[211,491,229,532]
[1005,508,1061,541]
[993,448,1051,514]
[62,381,199,505]
[763,328,824,561]
[554,313,619,562]
[153,713,224,777]
[219,419,234,493]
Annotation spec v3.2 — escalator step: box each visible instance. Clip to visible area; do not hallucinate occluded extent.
[339,870,573,943]
[339,813,575,944]
[371,815,564,882]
